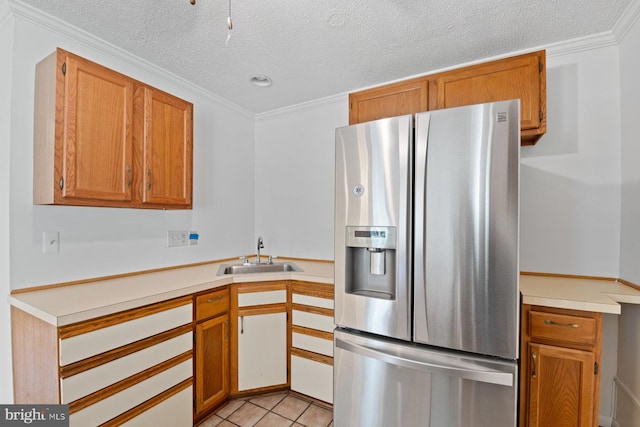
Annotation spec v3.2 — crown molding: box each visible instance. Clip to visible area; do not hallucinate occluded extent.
[613,0,640,42]
[0,0,12,32]
[545,31,619,57]
[6,0,254,119]
[256,92,347,120]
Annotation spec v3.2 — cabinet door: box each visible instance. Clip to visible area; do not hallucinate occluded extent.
[59,52,133,202]
[435,51,545,142]
[140,87,193,207]
[195,315,229,417]
[237,312,287,391]
[527,343,596,427]
[349,78,428,125]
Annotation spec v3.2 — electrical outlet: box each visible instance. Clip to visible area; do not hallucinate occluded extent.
[189,231,199,245]
[167,230,189,247]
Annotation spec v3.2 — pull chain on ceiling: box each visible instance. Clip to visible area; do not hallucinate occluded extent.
[189,0,233,44]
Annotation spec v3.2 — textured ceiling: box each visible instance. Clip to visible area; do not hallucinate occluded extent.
[15,0,633,114]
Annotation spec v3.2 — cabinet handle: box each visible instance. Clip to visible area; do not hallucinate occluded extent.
[544,319,579,328]
[147,169,152,191]
[126,166,132,189]
[240,316,244,334]
[531,351,537,378]
[205,296,224,303]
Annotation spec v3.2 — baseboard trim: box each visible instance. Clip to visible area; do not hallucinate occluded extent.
[613,375,640,426]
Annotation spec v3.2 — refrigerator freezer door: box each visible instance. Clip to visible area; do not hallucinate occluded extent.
[334,329,518,427]
[414,100,520,360]
[334,115,412,340]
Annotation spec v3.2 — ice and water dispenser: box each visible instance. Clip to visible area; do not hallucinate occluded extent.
[344,226,397,300]
[334,114,411,339]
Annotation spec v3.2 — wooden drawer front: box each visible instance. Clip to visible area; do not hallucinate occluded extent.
[69,359,192,426]
[119,385,192,427]
[529,310,597,347]
[292,294,334,309]
[60,303,192,366]
[292,310,334,333]
[292,332,333,357]
[196,288,228,321]
[238,290,287,307]
[291,356,333,404]
[61,332,191,403]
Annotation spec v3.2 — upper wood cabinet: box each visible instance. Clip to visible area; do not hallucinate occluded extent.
[434,51,545,145]
[135,86,193,207]
[349,78,429,125]
[34,48,193,209]
[348,50,546,145]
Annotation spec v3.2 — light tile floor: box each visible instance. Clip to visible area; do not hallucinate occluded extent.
[200,391,333,427]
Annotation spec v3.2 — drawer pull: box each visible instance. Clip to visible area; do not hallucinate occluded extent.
[544,319,579,328]
[205,296,224,303]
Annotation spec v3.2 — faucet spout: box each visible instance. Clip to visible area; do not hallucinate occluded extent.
[257,236,264,263]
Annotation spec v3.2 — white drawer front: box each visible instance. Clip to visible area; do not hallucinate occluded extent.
[291,356,333,404]
[60,304,192,366]
[61,332,192,403]
[120,386,192,427]
[292,294,334,309]
[238,290,286,307]
[69,360,192,427]
[292,332,333,357]
[292,310,334,333]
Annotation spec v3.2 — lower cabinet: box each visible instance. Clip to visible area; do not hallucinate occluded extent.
[11,279,336,427]
[230,282,290,395]
[290,281,335,404]
[237,312,288,391]
[520,304,602,427]
[194,287,229,423]
[11,296,194,427]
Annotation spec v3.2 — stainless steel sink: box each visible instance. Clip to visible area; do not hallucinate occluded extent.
[217,262,302,276]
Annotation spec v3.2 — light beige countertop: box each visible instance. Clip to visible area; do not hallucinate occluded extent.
[9,258,334,327]
[11,261,640,327]
[520,274,640,314]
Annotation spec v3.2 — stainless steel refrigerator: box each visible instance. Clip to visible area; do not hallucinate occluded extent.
[334,100,520,427]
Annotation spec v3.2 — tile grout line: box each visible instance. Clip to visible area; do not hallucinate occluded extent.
[211,391,333,427]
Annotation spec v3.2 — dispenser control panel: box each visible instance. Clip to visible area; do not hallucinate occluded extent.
[346,226,396,249]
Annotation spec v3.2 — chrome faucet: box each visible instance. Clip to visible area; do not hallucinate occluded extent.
[257,236,264,263]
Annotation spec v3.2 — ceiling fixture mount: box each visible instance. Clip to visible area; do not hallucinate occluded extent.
[189,0,233,44]
[250,75,273,88]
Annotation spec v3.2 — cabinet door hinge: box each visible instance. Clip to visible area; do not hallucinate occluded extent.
[61,62,66,76]
[58,177,64,190]
[349,102,353,110]
[594,362,599,375]
[539,61,543,72]
[540,111,544,121]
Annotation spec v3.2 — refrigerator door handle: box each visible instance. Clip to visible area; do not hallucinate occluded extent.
[336,337,513,387]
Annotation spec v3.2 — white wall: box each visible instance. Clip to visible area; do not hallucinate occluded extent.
[7,12,256,290]
[0,1,15,404]
[616,4,640,426]
[1,5,257,402]
[520,46,621,277]
[254,97,347,260]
